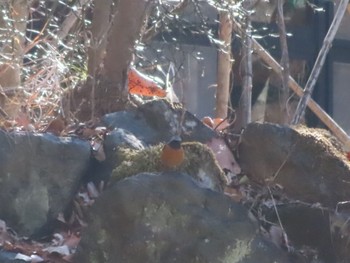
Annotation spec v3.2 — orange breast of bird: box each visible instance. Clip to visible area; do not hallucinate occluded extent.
[161,140,185,169]
[128,68,167,97]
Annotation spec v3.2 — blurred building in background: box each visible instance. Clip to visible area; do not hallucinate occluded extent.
[143,0,350,134]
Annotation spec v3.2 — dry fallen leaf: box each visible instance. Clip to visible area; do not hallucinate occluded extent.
[224,186,243,202]
[44,115,66,136]
[201,116,214,128]
[206,137,241,175]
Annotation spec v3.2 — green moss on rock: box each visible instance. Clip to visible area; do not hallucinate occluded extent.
[111,142,226,191]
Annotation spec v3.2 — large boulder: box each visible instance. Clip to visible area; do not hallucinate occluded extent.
[101,99,216,146]
[102,111,159,145]
[139,100,216,143]
[262,202,350,263]
[239,122,350,207]
[0,131,91,237]
[100,99,225,183]
[75,172,293,263]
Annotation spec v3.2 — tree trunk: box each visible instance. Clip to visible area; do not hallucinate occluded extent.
[103,0,150,83]
[87,0,113,77]
[0,0,28,118]
[0,0,28,89]
[70,0,151,121]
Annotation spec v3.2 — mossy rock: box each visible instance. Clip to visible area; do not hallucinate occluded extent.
[239,122,350,207]
[111,142,226,191]
[293,125,349,164]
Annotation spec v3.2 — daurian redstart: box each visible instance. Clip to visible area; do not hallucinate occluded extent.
[161,135,185,169]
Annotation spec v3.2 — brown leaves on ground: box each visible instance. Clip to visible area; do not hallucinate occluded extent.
[44,115,66,136]
[0,220,80,262]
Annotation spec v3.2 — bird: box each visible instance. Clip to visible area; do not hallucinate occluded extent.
[161,135,185,169]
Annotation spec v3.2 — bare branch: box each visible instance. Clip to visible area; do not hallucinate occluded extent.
[104,0,152,87]
[232,18,350,150]
[142,0,190,44]
[276,0,290,124]
[56,0,92,41]
[291,0,348,125]
[87,0,113,77]
[240,12,253,127]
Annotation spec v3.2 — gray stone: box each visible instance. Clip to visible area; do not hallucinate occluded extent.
[263,202,336,262]
[102,111,158,145]
[140,100,216,143]
[100,100,218,183]
[0,131,90,236]
[75,172,292,263]
[101,100,216,146]
[103,128,145,168]
[104,128,145,151]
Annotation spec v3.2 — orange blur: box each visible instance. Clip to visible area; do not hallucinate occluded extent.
[128,68,167,97]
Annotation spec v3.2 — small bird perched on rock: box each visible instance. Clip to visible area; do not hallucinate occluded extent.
[161,135,185,169]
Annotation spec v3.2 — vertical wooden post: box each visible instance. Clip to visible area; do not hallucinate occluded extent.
[277,0,290,124]
[241,14,253,127]
[216,10,233,120]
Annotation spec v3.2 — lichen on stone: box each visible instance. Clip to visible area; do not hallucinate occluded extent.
[221,239,252,263]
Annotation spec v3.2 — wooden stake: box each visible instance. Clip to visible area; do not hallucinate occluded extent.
[216,10,233,119]
[232,19,350,150]
[240,14,253,127]
[276,0,290,124]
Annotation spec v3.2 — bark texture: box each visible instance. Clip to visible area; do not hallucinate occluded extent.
[216,11,232,119]
[70,0,151,121]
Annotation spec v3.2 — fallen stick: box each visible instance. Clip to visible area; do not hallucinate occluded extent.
[232,19,350,150]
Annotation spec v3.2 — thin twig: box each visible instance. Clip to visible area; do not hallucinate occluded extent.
[272,143,295,181]
[240,11,253,127]
[56,0,92,41]
[267,186,291,252]
[142,0,190,44]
